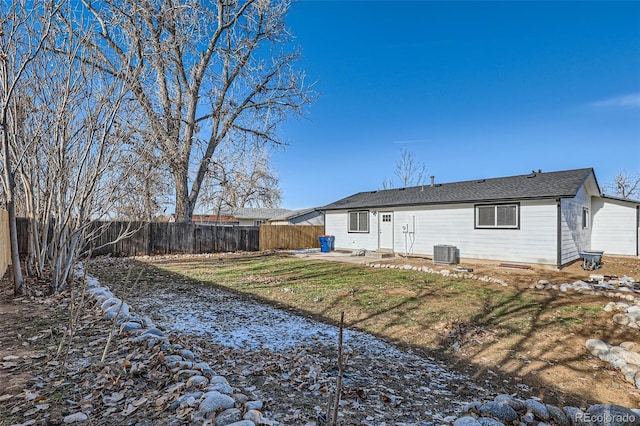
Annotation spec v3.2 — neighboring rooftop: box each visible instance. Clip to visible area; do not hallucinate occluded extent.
[268,207,321,221]
[223,207,293,220]
[322,168,597,210]
[601,194,640,204]
[191,214,239,223]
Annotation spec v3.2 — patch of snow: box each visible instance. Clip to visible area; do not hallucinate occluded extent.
[134,286,464,379]
[287,248,321,254]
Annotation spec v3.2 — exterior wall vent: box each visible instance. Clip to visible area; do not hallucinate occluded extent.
[433,245,458,264]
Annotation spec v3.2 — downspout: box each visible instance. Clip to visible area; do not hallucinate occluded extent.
[636,205,639,257]
[556,198,562,269]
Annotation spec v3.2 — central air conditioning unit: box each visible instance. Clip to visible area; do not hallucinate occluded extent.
[433,245,458,264]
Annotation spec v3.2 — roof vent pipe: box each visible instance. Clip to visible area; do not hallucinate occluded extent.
[430,176,435,187]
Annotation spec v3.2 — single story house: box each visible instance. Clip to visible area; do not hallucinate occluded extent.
[267,208,325,226]
[322,168,639,267]
[191,214,240,226]
[223,207,294,226]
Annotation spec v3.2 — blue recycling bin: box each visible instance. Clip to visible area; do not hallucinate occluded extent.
[319,235,330,253]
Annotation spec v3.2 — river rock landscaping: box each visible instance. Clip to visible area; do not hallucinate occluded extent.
[366,263,510,288]
[605,302,640,329]
[77,264,277,426]
[454,394,640,426]
[531,277,640,305]
[586,339,640,391]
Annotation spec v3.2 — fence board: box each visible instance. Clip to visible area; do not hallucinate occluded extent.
[0,209,10,278]
[16,217,28,255]
[259,225,324,251]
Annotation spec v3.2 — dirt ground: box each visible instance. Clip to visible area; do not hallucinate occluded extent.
[0,276,72,425]
[306,253,640,407]
[0,277,61,394]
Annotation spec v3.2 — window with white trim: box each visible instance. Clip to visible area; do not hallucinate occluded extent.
[582,207,590,229]
[475,204,519,229]
[348,210,369,233]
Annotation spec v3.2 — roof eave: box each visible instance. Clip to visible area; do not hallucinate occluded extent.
[600,194,640,204]
[322,194,577,211]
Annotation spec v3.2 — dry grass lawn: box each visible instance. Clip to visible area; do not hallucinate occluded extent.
[129,253,640,408]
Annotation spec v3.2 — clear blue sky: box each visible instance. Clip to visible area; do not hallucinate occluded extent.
[271,0,640,209]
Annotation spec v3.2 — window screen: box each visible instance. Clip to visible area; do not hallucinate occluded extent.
[349,212,358,231]
[476,204,519,229]
[348,211,369,232]
[477,206,495,227]
[496,205,517,227]
[358,211,369,232]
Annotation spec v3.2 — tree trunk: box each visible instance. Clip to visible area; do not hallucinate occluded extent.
[7,201,24,295]
[1,120,25,295]
[173,168,193,223]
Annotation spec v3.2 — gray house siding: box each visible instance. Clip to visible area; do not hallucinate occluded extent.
[592,197,640,256]
[559,174,599,266]
[323,168,638,267]
[326,200,558,265]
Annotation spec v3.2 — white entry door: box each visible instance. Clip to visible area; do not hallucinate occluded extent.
[379,212,394,250]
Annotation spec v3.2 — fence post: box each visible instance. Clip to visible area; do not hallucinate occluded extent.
[145,222,150,256]
[192,224,197,254]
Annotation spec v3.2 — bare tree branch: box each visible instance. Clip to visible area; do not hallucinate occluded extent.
[72,0,313,222]
[605,171,640,200]
[0,0,62,294]
[381,148,427,189]
[197,142,282,212]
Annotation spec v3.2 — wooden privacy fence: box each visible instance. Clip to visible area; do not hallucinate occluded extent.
[88,222,260,256]
[0,209,10,278]
[15,219,260,257]
[259,225,324,251]
[15,220,324,257]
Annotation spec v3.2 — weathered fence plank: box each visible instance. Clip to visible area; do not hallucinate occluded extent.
[259,225,324,251]
[16,217,28,255]
[0,209,10,278]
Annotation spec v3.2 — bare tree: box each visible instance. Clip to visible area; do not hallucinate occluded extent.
[0,0,61,295]
[110,136,172,221]
[13,8,139,292]
[382,148,427,189]
[605,171,640,200]
[198,142,282,213]
[74,0,313,222]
